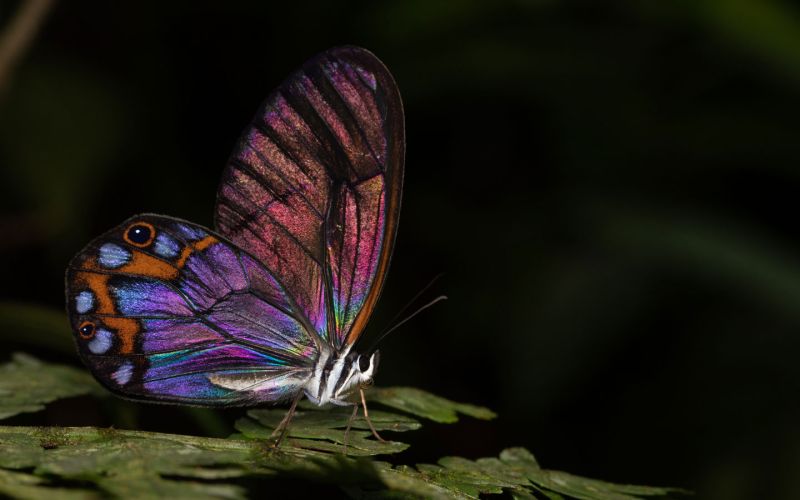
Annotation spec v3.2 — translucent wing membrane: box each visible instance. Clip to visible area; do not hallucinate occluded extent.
[65,214,318,405]
[215,46,404,349]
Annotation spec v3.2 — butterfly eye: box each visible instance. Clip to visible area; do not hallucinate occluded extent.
[78,321,96,339]
[358,354,370,372]
[124,222,155,247]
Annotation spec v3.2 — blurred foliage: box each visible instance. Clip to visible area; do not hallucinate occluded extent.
[2,0,800,498]
[0,302,74,354]
[0,353,99,419]
[0,355,684,499]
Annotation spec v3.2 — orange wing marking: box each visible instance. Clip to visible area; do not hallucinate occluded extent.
[118,252,178,280]
[103,317,139,354]
[74,271,138,353]
[74,236,217,354]
[176,236,218,268]
[75,272,115,315]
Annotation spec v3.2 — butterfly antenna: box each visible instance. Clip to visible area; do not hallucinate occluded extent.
[365,295,448,354]
[381,272,445,331]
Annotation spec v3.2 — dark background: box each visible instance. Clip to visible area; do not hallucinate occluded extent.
[2,1,800,498]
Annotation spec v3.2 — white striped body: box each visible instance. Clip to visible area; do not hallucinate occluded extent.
[304,346,380,406]
[206,346,379,405]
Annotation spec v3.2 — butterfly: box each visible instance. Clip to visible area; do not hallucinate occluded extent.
[65,46,404,443]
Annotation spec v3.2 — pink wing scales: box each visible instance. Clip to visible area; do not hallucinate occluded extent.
[215,46,404,349]
[326,177,386,342]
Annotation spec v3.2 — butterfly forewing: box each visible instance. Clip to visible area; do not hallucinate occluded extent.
[65,214,318,406]
[214,46,405,350]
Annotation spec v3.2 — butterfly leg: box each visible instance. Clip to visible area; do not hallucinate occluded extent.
[360,387,386,442]
[342,403,359,455]
[270,390,303,447]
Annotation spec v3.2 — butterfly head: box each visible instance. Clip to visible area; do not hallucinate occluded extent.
[356,349,380,387]
[330,349,380,402]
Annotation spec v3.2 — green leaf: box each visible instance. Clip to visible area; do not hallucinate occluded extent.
[0,429,686,499]
[0,426,384,498]
[354,447,687,499]
[367,386,497,423]
[32,431,252,481]
[0,428,44,468]
[0,354,686,498]
[236,405,417,456]
[96,475,244,500]
[0,469,99,500]
[496,448,683,500]
[0,353,101,420]
[0,427,256,498]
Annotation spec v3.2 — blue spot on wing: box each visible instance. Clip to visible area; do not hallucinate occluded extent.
[98,243,130,268]
[112,362,134,385]
[175,223,207,241]
[154,233,180,258]
[76,290,95,313]
[88,328,113,354]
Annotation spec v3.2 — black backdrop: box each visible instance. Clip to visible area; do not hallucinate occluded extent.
[2,1,800,498]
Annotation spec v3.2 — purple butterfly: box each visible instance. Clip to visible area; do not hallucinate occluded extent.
[65,46,404,442]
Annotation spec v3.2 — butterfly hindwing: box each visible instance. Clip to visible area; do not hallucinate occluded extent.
[215,46,405,350]
[65,214,320,406]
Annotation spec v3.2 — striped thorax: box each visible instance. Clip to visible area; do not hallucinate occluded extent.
[304,346,380,406]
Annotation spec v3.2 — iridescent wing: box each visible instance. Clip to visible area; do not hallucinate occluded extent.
[215,46,404,350]
[65,214,320,406]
